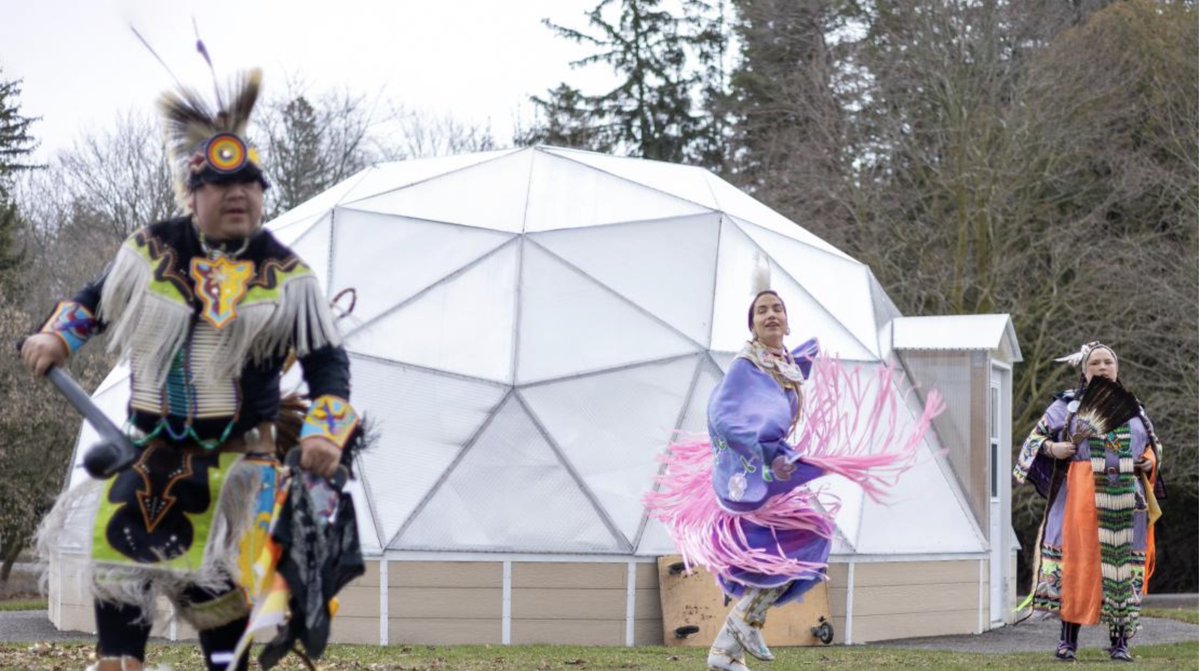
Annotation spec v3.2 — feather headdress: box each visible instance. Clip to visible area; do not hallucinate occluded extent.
[751,251,771,295]
[158,68,266,211]
[1055,340,1117,370]
[1067,375,1141,444]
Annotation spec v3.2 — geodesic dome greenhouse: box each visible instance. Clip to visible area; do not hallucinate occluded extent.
[55,146,1018,645]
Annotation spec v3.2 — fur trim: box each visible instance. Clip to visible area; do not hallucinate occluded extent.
[100,245,192,389]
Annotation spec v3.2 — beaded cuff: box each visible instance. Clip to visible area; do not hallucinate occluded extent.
[39,300,98,354]
[300,395,359,449]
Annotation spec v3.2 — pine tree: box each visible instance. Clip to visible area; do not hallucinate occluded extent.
[0,71,39,276]
[524,0,729,165]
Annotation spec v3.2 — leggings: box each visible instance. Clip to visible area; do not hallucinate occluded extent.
[95,582,250,671]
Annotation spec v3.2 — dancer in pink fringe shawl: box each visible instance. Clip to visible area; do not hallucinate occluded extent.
[645,290,943,671]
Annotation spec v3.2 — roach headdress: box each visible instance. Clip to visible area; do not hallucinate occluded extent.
[158,67,268,212]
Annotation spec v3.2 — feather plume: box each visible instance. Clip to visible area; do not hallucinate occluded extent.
[1069,375,1142,443]
[751,251,770,294]
[158,68,262,211]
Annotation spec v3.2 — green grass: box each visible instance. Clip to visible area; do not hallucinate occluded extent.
[1,642,1197,671]
[1144,608,1199,625]
[0,599,46,612]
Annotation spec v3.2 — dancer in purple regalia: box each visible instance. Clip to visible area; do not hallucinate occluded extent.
[647,272,943,671]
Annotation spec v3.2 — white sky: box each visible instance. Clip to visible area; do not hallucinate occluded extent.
[0,0,611,159]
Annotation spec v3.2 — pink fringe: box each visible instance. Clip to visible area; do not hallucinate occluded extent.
[644,438,838,580]
[793,356,945,503]
[644,356,944,579]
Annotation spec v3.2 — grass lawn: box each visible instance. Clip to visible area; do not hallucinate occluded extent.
[0,599,46,612]
[1,641,1197,670]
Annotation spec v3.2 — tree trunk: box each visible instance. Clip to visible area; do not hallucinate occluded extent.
[0,537,24,585]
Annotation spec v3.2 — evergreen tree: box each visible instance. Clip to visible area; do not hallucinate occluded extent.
[524,0,729,165]
[0,70,39,277]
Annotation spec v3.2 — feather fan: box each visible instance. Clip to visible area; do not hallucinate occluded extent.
[1068,375,1142,444]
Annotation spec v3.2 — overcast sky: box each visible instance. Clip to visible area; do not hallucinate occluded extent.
[0,0,611,158]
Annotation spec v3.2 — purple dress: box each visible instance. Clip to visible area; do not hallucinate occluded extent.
[706,341,827,604]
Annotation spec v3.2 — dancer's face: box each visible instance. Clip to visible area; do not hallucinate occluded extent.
[1084,347,1118,383]
[190,179,264,241]
[751,293,787,349]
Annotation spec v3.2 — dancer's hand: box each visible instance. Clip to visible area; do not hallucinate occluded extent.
[1044,440,1076,460]
[299,436,341,478]
[20,333,67,376]
[1134,458,1153,475]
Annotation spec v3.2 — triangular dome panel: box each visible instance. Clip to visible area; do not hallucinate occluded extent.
[854,448,985,554]
[636,516,678,556]
[344,475,381,554]
[341,151,532,232]
[735,218,878,358]
[530,214,720,346]
[349,356,508,549]
[269,211,328,246]
[395,396,623,552]
[517,242,699,383]
[288,214,333,291]
[710,220,875,360]
[344,242,517,383]
[678,359,723,434]
[339,150,519,204]
[519,355,700,543]
[542,147,719,209]
[525,151,711,232]
[330,209,513,328]
[703,174,851,260]
[266,171,369,231]
[834,362,983,554]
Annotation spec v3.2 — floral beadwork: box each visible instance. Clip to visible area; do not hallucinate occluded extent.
[727,472,748,501]
[39,301,99,353]
[300,395,360,449]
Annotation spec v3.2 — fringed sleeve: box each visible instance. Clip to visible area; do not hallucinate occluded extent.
[1013,398,1069,496]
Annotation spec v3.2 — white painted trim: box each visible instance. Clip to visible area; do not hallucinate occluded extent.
[827,552,988,563]
[989,360,1013,371]
[379,557,389,646]
[845,561,855,645]
[977,559,985,634]
[169,617,177,642]
[371,550,659,563]
[501,561,512,645]
[625,561,637,647]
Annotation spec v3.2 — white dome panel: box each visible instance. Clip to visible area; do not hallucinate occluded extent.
[517,242,699,383]
[266,172,368,231]
[350,356,508,548]
[344,242,518,383]
[342,150,532,232]
[530,213,720,346]
[736,218,878,358]
[519,355,699,543]
[703,173,851,261]
[330,209,512,327]
[288,214,333,291]
[710,221,876,360]
[339,150,519,204]
[525,151,710,232]
[396,396,623,552]
[543,147,720,209]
